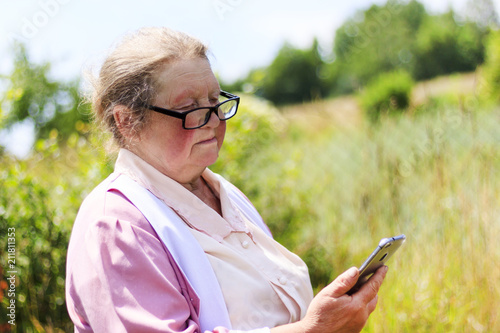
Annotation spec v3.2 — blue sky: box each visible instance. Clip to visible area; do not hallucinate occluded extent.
[0,0,491,156]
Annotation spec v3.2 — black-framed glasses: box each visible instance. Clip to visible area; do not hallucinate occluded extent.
[146,91,240,129]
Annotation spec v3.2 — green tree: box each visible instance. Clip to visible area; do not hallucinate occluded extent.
[257,39,330,105]
[0,44,90,148]
[412,11,487,80]
[333,0,427,91]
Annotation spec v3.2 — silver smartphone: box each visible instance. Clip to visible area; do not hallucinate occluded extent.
[347,234,406,295]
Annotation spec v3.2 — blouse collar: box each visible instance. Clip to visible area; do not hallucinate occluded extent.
[114,148,252,242]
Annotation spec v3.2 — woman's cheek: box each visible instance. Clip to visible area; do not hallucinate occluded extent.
[216,122,226,150]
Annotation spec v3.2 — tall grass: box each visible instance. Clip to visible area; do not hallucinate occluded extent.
[215,98,500,332]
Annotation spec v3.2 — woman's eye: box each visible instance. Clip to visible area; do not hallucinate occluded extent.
[179,105,195,111]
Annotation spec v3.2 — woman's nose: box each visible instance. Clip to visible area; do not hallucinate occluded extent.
[204,109,221,128]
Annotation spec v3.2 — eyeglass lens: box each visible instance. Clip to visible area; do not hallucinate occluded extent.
[184,99,237,129]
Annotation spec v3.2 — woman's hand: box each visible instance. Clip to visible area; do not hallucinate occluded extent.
[271,265,388,333]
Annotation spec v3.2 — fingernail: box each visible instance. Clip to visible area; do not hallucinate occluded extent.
[349,267,359,278]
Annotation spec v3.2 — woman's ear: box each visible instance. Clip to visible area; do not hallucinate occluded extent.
[113,105,135,140]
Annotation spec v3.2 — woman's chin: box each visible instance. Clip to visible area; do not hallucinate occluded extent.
[196,150,220,168]
[206,153,220,167]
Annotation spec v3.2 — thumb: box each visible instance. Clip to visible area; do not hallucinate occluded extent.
[326,267,359,298]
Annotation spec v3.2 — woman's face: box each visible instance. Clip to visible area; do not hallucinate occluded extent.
[133,57,225,183]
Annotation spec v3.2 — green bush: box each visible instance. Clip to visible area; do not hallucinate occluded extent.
[359,70,415,122]
[210,93,286,187]
[0,137,112,332]
[0,158,72,332]
[481,30,500,102]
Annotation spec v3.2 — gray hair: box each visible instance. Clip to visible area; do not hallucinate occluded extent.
[90,27,209,147]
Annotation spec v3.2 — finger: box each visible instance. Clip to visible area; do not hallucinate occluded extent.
[326,267,360,298]
[357,266,388,303]
[366,293,378,314]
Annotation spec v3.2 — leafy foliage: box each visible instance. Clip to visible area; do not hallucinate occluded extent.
[359,70,414,122]
[211,93,286,187]
[0,158,70,332]
[481,30,500,102]
[0,44,91,144]
[333,0,426,90]
[0,136,113,332]
[256,39,331,105]
[412,12,486,80]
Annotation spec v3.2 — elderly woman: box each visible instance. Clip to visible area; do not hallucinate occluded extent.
[66,27,387,333]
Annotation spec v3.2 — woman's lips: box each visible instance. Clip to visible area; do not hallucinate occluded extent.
[197,137,217,145]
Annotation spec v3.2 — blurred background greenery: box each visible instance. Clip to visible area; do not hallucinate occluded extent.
[1,0,500,331]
